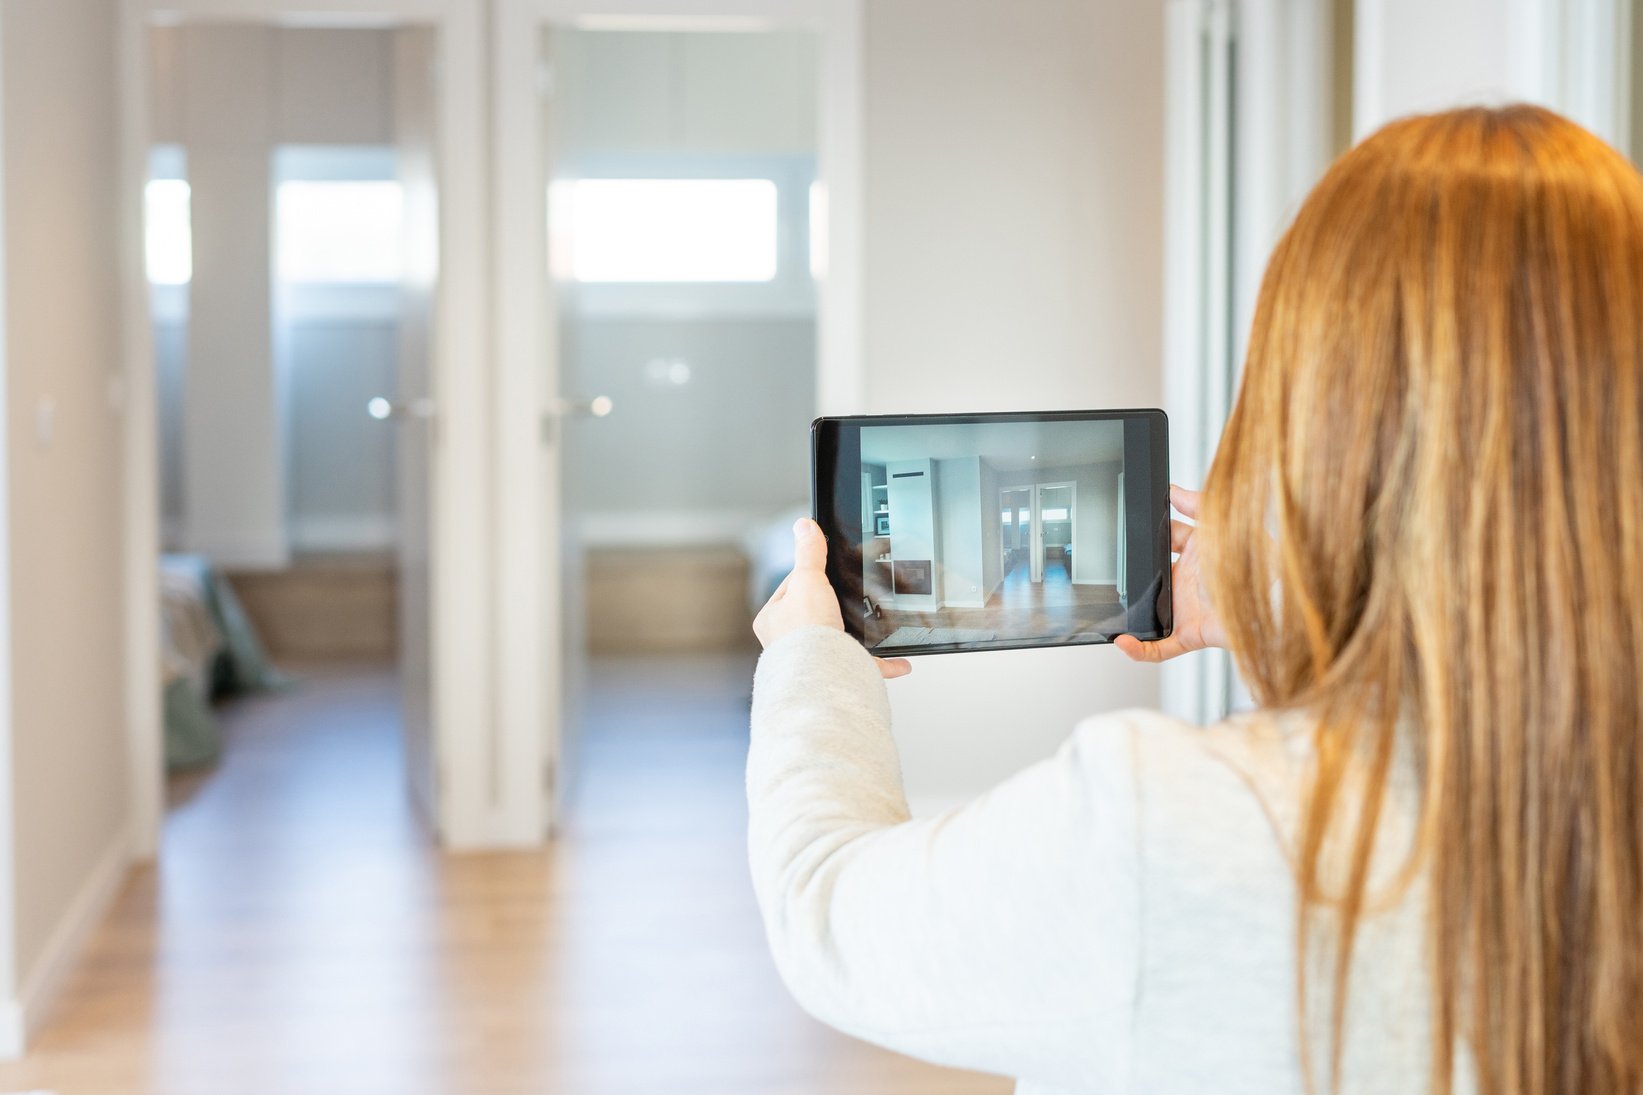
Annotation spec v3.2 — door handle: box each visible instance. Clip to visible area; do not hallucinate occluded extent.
[367,396,435,421]
[545,396,613,419]
[540,395,613,444]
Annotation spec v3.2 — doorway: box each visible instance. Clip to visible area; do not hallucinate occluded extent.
[122,0,490,855]
[542,22,820,807]
[999,488,1031,578]
[143,21,439,836]
[490,0,863,835]
[1029,481,1076,586]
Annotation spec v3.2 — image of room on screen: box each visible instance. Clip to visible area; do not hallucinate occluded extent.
[857,418,1138,651]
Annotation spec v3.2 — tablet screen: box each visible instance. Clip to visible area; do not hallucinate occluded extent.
[811,410,1172,656]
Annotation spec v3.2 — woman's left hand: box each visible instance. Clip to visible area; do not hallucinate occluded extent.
[753,518,913,680]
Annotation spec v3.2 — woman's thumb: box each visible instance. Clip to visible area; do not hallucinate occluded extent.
[792,518,829,572]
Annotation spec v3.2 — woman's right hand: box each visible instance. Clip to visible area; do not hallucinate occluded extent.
[1115,485,1226,663]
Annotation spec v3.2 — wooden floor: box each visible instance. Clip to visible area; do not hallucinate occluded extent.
[0,658,1009,1095]
[876,561,1124,644]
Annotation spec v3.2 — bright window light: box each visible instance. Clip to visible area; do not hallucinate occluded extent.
[277,181,405,284]
[146,179,193,286]
[808,180,827,281]
[1042,507,1070,521]
[566,179,778,283]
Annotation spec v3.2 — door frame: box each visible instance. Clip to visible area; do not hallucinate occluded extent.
[1028,481,1076,585]
[492,0,865,838]
[118,0,492,855]
[1162,0,1340,725]
[999,487,1030,575]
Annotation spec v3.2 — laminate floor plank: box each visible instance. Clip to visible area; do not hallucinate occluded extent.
[0,658,1010,1095]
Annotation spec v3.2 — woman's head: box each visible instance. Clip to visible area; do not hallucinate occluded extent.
[1203,106,1643,1094]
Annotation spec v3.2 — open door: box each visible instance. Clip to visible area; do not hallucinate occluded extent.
[539,24,613,824]
[389,26,439,833]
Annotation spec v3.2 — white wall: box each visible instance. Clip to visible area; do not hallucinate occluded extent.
[862,0,1165,810]
[1353,0,1542,135]
[0,0,131,1047]
[978,458,1002,600]
[884,458,939,609]
[934,457,984,608]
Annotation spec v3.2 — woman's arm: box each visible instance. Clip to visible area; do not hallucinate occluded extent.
[747,624,1145,1089]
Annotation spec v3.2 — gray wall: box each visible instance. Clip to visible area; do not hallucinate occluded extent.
[2,0,129,1006]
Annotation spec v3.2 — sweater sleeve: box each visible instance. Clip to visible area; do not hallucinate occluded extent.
[746,626,1144,1091]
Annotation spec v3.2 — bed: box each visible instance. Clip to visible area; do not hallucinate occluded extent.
[160,554,284,769]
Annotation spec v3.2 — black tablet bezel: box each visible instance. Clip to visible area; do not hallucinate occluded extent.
[811,408,1173,657]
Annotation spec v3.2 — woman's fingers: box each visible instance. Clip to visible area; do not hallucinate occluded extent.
[1170,484,1201,520]
[875,657,913,679]
[1171,519,1194,554]
[1114,634,1185,663]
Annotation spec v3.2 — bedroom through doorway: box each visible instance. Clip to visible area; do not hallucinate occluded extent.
[542,24,822,812]
[145,21,443,842]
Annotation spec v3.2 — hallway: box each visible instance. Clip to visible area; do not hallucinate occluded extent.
[0,659,1006,1095]
[877,558,1125,645]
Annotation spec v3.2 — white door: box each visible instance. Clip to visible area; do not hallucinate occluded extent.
[540,25,615,822]
[390,26,439,833]
[492,0,861,842]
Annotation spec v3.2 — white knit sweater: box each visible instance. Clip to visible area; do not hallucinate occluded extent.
[747,626,1458,1094]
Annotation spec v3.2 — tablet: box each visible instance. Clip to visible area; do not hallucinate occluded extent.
[811,409,1173,656]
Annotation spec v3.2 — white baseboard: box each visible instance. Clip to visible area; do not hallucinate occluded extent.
[0,825,133,1059]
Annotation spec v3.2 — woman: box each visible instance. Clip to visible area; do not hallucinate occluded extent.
[748,106,1643,1095]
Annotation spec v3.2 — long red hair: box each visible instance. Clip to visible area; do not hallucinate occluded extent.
[1203,106,1643,1094]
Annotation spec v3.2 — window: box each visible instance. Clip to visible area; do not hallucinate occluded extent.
[808,180,828,281]
[146,179,193,286]
[1042,507,1070,521]
[563,178,778,283]
[276,181,405,284]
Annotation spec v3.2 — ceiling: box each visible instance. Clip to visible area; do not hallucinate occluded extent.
[860,419,1124,472]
